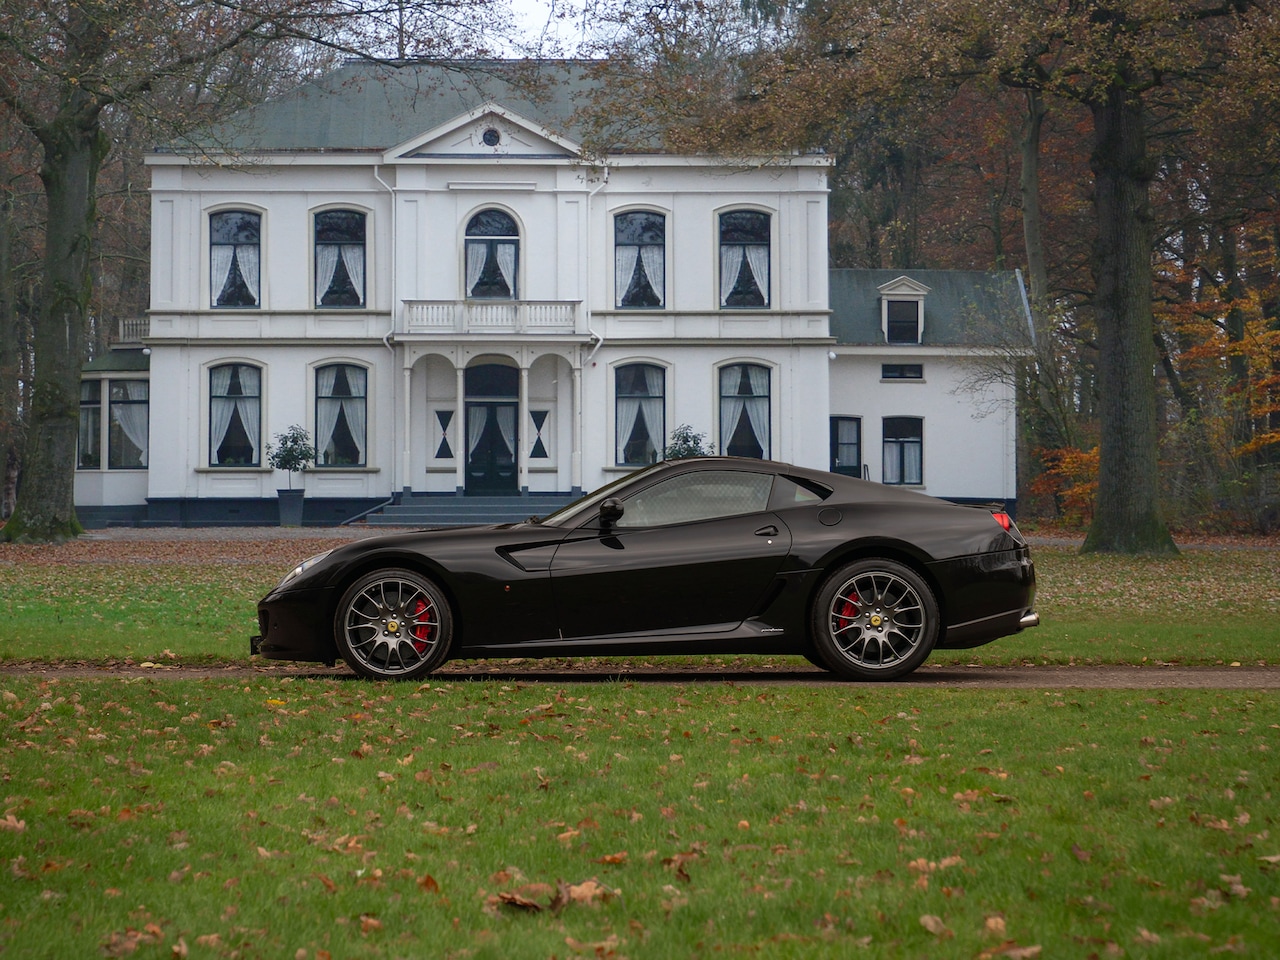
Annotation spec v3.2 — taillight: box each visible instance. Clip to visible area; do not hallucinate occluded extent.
[991,511,1012,532]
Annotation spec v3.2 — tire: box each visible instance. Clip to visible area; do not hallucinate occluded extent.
[810,559,939,681]
[334,569,453,681]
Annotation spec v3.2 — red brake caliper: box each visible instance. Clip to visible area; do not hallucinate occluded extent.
[835,591,860,631]
[410,598,433,652]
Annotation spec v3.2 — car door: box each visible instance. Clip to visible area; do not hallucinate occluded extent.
[548,469,792,639]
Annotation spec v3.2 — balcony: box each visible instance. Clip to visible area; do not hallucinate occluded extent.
[118,317,149,343]
[402,300,582,336]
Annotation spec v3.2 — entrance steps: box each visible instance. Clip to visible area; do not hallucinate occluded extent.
[360,493,577,528]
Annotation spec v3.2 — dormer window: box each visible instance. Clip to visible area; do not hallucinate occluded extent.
[877,276,930,344]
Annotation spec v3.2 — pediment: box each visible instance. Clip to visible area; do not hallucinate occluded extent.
[876,276,932,297]
[386,103,580,161]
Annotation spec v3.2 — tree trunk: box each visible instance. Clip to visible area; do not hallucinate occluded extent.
[1081,81,1177,555]
[0,192,18,520]
[3,102,107,542]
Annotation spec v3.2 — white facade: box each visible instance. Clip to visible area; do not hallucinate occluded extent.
[75,63,1025,526]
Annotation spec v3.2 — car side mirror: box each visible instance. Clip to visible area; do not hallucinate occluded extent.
[599,497,624,528]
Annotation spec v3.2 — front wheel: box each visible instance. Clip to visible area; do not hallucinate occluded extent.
[334,569,453,681]
[810,559,938,681]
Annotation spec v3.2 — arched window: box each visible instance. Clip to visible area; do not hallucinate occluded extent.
[209,363,261,466]
[210,211,261,308]
[718,211,770,308]
[465,210,519,299]
[315,364,367,466]
[615,212,665,308]
[315,210,366,307]
[719,363,770,459]
[615,363,665,465]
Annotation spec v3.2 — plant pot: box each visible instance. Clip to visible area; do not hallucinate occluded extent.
[277,488,305,527]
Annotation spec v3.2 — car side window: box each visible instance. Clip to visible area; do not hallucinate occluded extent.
[617,471,774,528]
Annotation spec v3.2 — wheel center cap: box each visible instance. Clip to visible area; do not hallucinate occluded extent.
[387,620,400,634]
[869,614,884,627]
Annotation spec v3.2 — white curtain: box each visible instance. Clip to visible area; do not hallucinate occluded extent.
[211,246,235,305]
[79,406,98,464]
[884,442,902,484]
[343,366,367,463]
[236,366,260,459]
[744,245,769,305]
[315,245,340,305]
[640,365,664,459]
[111,382,150,467]
[744,365,770,456]
[903,441,922,483]
[340,244,364,304]
[615,396,641,463]
[467,407,487,458]
[465,242,486,296]
[496,405,516,458]
[495,242,516,297]
[719,366,745,453]
[720,246,743,306]
[236,245,260,304]
[615,245,639,306]
[315,366,341,463]
[640,245,664,305]
[209,366,235,464]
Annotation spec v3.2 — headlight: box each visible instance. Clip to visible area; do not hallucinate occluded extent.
[274,550,333,591]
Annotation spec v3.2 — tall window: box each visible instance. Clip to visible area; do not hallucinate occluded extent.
[719,211,770,308]
[883,417,923,485]
[830,417,861,477]
[615,363,665,465]
[465,209,518,299]
[78,381,101,469]
[210,211,261,308]
[719,363,770,459]
[315,364,367,467]
[108,381,149,469]
[615,212,665,308]
[210,363,261,466]
[315,210,366,307]
[886,300,921,344]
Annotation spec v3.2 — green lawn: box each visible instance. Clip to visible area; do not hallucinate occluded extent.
[1,679,1277,958]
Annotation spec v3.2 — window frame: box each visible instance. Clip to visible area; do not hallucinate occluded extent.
[209,208,263,309]
[882,416,923,486]
[313,208,367,309]
[314,362,369,468]
[614,469,775,529]
[464,208,520,300]
[718,362,771,459]
[614,210,667,309]
[107,380,150,470]
[78,380,102,470]
[884,298,922,344]
[881,363,924,380]
[718,209,771,309]
[209,362,263,468]
[614,361,667,466]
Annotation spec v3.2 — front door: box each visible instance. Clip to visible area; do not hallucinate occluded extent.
[465,402,518,494]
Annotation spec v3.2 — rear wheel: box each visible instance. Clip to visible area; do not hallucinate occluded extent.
[810,559,938,681]
[334,569,453,681]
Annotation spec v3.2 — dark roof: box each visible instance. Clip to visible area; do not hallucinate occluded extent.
[173,60,604,155]
[829,269,1032,347]
[83,349,150,373]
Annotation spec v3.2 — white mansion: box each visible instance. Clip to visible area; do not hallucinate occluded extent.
[75,61,1029,527]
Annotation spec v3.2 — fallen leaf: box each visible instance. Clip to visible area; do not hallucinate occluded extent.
[920,915,953,938]
[594,851,628,865]
[0,814,26,832]
[417,874,440,894]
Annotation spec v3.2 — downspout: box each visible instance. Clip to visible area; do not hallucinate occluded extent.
[573,166,609,495]
[373,164,404,501]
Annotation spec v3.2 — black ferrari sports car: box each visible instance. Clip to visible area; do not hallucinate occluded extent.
[252,457,1038,681]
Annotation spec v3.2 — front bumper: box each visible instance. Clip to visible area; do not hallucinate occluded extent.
[251,586,337,663]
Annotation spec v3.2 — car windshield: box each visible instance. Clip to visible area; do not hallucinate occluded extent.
[533,463,664,527]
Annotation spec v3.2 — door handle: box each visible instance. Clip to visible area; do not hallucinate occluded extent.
[755,525,778,537]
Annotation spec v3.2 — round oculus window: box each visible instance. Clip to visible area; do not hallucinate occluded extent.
[482,127,501,147]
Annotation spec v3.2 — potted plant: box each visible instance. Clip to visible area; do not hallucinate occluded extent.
[267,425,315,526]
